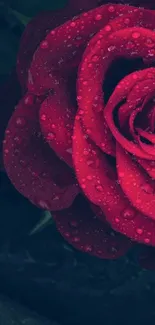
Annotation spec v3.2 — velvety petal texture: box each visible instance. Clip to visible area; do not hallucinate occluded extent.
[3,2,155,266]
[3,94,79,210]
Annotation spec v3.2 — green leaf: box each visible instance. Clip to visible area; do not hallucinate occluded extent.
[10,0,68,17]
[29,211,53,236]
[10,9,31,26]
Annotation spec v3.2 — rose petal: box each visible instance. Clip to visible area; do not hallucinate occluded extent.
[17,0,106,90]
[138,158,155,179]
[78,7,149,155]
[53,195,132,259]
[39,78,76,167]
[3,94,79,210]
[116,143,155,220]
[28,4,139,95]
[73,118,155,246]
[105,67,155,159]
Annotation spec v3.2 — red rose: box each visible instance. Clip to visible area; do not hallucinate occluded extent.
[2,1,155,268]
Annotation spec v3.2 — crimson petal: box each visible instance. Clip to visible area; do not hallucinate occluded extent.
[105,68,155,159]
[138,158,155,179]
[53,195,132,259]
[28,4,139,95]
[77,7,149,155]
[73,118,155,246]
[3,94,79,210]
[39,80,76,167]
[17,0,107,90]
[116,143,155,220]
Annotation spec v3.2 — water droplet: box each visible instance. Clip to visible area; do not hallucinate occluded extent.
[126,41,134,49]
[92,55,99,62]
[145,38,154,48]
[83,245,93,252]
[104,25,111,32]
[19,159,28,167]
[124,18,130,24]
[122,207,135,220]
[15,117,26,127]
[70,21,76,27]
[64,232,70,238]
[40,114,46,121]
[136,228,143,235]
[50,30,56,35]
[132,31,140,39]
[95,185,103,192]
[40,40,49,49]
[14,136,22,145]
[24,94,34,106]
[87,175,93,180]
[115,217,120,223]
[108,5,115,12]
[47,132,55,140]
[95,14,102,21]
[72,236,80,243]
[144,238,150,244]
[108,45,116,52]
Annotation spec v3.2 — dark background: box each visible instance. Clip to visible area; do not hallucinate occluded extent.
[0,1,155,324]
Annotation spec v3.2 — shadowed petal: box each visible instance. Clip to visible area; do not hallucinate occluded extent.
[3,94,79,210]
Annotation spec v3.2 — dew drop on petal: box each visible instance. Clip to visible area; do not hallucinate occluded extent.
[132,31,141,39]
[83,244,93,252]
[40,114,46,121]
[144,238,151,244]
[122,207,136,220]
[104,24,112,32]
[15,117,26,127]
[40,40,49,49]
[95,14,102,21]
[24,94,34,106]
[46,132,55,140]
[72,236,80,243]
[136,228,143,235]
[108,5,115,12]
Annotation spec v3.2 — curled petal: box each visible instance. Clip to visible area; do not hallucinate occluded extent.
[53,195,132,259]
[17,0,102,89]
[73,118,155,246]
[78,7,149,154]
[3,94,79,211]
[39,78,76,168]
[105,67,155,159]
[138,158,155,179]
[116,144,155,220]
[28,4,139,95]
